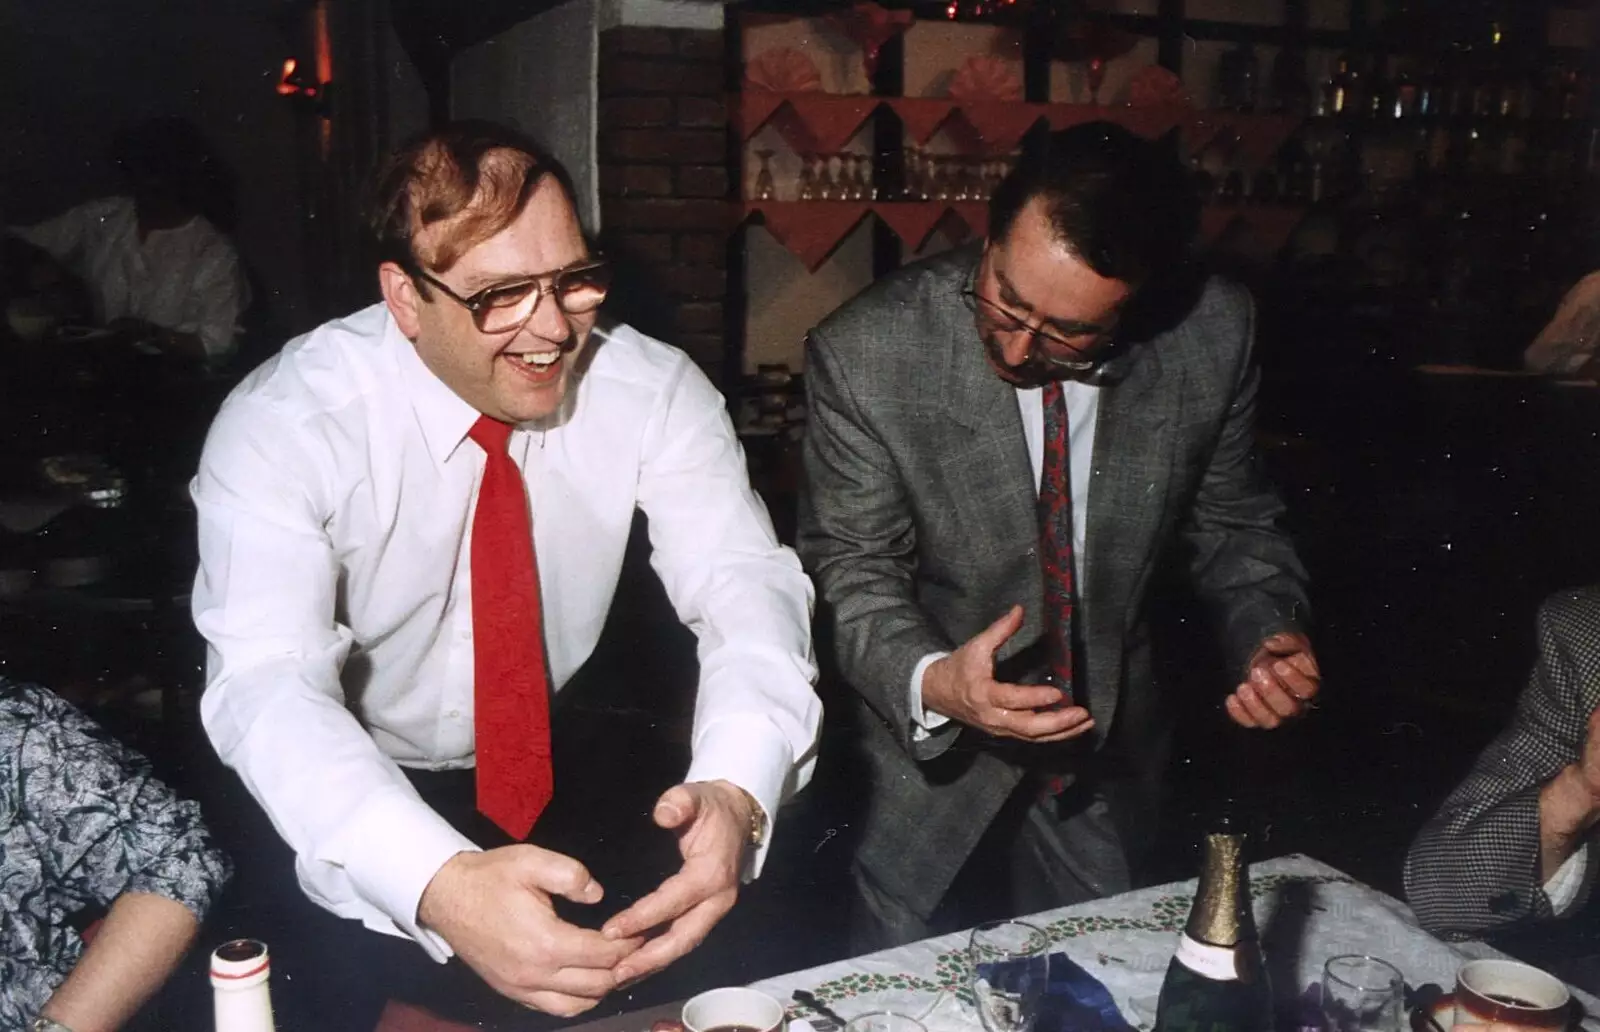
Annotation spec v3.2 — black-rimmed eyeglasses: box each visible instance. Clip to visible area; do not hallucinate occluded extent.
[413,258,613,334]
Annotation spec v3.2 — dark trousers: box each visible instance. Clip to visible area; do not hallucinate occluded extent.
[847,775,1139,954]
[259,766,682,1032]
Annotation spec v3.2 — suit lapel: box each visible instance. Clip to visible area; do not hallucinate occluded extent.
[934,260,1044,652]
[1084,334,1173,654]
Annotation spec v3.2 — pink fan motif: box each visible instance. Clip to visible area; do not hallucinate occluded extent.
[1126,65,1191,108]
[948,55,1023,102]
[744,47,823,93]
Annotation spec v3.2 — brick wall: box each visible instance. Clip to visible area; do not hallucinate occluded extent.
[597,25,733,384]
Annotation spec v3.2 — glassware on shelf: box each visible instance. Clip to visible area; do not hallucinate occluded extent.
[798,154,819,201]
[751,149,776,202]
[1269,47,1312,117]
[904,143,927,201]
[1216,42,1260,112]
[1086,56,1108,107]
[1322,52,1362,117]
[817,154,839,201]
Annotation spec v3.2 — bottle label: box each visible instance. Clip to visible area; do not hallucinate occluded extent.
[1173,934,1240,981]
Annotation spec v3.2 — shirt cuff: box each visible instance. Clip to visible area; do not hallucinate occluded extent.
[910,652,953,742]
[318,787,482,962]
[1544,842,1589,916]
[685,716,794,880]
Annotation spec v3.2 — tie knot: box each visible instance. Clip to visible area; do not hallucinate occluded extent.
[468,415,514,455]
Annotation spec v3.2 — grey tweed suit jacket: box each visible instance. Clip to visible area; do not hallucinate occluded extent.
[1405,586,1600,938]
[797,245,1309,919]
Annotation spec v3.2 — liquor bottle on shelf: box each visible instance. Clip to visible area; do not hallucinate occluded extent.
[211,939,277,1032]
[1390,60,1419,119]
[1153,824,1273,1032]
[1366,55,1392,120]
[1321,53,1362,117]
[1269,47,1312,118]
[1216,42,1260,113]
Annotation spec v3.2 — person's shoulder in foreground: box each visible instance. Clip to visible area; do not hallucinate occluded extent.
[1405,585,1600,939]
[0,676,231,1030]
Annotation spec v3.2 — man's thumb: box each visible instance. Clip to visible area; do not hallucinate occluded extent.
[653,785,695,829]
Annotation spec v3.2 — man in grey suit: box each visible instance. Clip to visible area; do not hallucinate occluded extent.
[1406,586,1600,990]
[797,123,1320,948]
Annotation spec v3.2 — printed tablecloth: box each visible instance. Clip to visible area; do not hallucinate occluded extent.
[748,855,1600,1032]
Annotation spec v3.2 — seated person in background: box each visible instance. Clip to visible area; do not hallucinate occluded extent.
[8,116,248,365]
[1523,270,1600,378]
[0,676,232,1031]
[1405,585,1600,991]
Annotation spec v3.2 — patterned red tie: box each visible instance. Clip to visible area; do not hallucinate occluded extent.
[1038,382,1076,706]
[468,415,553,840]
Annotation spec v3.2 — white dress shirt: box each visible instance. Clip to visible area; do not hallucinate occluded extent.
[192,304,821,957]
[1546,843,1591,916]
[12,196,247,361]
[910,381,1101,731]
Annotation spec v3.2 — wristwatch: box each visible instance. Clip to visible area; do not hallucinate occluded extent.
[32,1017,76,1032]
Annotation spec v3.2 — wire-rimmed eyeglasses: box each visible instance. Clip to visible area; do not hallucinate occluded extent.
[413,258,613,334]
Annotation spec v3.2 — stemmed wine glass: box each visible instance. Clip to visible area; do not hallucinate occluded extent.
[751,149,776,201]
[798,154,820,201]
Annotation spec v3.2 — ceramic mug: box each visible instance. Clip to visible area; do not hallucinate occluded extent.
[1454,959,1570,1031]
[680,987,787,1032]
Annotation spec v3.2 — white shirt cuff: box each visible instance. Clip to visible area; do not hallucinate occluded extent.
[910,652,953,742]
[318,787,482,961]
[685,716,795,880]
[1544,842,1590,916]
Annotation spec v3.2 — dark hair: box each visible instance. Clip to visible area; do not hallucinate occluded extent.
[987,122,1198,287]
[109,116,235,229]
[366,119,578,281]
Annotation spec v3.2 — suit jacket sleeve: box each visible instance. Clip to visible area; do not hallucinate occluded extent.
[1177,289,1310,672]
[798,326,960,760]
[1404,589,1600,938]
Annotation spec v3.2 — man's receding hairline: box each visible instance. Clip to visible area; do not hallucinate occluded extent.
[408,146,556,272]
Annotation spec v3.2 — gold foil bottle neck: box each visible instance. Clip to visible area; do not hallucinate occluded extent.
[1185,832,1254,948]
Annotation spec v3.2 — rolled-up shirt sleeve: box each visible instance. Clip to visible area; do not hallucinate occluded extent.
[192,393,475,959]
[635,357,822,877]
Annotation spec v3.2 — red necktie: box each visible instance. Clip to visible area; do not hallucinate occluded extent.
[1038,382,1076,706]
[468,416,553,840]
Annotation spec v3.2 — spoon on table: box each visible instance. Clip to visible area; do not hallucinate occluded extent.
[793,989,848,1031]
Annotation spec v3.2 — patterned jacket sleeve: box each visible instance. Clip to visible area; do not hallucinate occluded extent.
[1403,587,1600,938]
[15,685,232,921]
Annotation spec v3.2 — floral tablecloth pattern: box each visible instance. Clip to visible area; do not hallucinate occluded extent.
[749,855,1600,1032]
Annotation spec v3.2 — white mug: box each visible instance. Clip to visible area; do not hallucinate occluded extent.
[682,987,787,1032]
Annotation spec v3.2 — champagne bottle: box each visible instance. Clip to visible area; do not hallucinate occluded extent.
[1153,828,1273,1032]
[211,939,277,1032]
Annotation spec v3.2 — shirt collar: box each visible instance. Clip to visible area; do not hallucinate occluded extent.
[389,309,482,466]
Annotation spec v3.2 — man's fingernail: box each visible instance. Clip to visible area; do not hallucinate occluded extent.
[616,968,634,983]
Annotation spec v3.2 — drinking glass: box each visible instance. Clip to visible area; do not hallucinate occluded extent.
[969,920,1051,1032]
[1322,955,1405,1032]
[844,1013,927,1032]
[751,149,776,201]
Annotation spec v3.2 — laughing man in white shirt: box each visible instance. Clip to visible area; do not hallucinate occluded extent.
[191,121,821,1020]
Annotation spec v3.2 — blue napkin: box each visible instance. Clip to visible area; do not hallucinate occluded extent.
[976,952,1136,1032]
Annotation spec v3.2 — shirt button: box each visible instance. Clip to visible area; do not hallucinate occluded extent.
[447,709,462,719]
